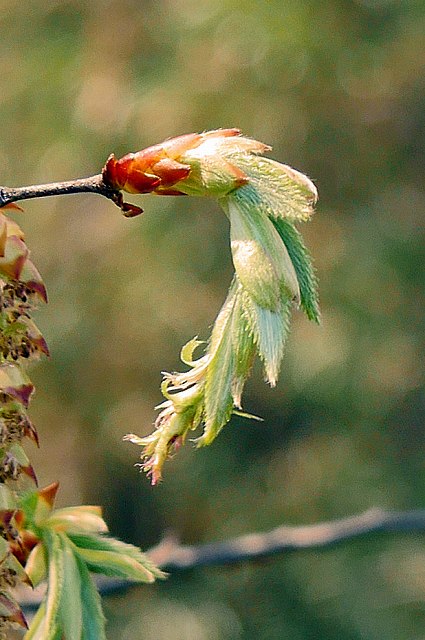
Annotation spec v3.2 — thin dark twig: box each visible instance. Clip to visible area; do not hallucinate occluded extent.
[17,507,425,611]
[0,174,143,217]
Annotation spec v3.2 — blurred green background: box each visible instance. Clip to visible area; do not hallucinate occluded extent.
[2,0,425,638]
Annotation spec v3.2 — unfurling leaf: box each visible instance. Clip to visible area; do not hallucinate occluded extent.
[25,542,47,587]
[21,493,164,638]
[45,505,108,535]
[271,217,320,323]
[203,291,236,444]
[240,286,292,387]
[123,129,319,482]
[75,556,106,640]
[68,533,165,582]
[226,195,300,307]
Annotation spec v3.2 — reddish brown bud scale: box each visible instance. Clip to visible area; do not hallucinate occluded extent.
[160,132,202,154]
[102,129,244,197]
[21,463,38,485]
[37,481,59,509]
[10,531,38,566]
[24,422,39,447]
[149,158,191,185]
[0,510,15,531]
[0,591,28,628]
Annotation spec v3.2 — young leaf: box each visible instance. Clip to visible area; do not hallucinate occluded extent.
[230,286,256,407]
[25,543,47,587]
[226,195,300,306]
[0,236,28,281]
[69,533,165,582]
[76,555,107,640]
[202,286,237,445]
[57,534,83,640]
[39,531,63,640]
[0,591,27,629]
[24,600,46,640]
[241,288,292,387]
[230,154,317,222]
[74,547,157,582]
[46,505,108,535]
[0,484,17,509]
[0,364,34,408]
[123,130,319,481]
[271,217,320,323]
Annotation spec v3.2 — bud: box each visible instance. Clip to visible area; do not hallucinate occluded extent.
[118,130,319,481]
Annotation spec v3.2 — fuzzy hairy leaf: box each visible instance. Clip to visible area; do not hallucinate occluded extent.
[230,285,256,407]
[46,505,108,535]
[74,547,156,582]
[76,555,107,640]
[69,533,165,581]
[241,287,292,386]
[230,155,317,222]
[57,534,83,640]
[271,217,320,323]
[25,543,47,587]
[202,285,238,444]
[225,195,300,306]
[39,531,63,640]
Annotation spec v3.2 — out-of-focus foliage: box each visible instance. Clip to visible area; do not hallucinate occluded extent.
[1,0,424,638]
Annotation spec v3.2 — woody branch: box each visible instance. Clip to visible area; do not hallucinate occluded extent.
[18,506,425,611]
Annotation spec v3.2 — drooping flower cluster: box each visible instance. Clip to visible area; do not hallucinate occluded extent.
[0,205,164,638]
[105,129,319,484]
[0,205,45,636]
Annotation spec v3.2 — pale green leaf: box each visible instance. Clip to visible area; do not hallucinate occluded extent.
[230,284,256,407]
[76,555,106,640]
[241,288,291,386]
[74,546,156,582]
[232,409,263,421]
[208,278,238,352]
[46,505,108,535]
[24,601,47,640]
[39,531,63,640]
[201,285,237,445]
[7,443,30,466]
[180,337,204,366]
[271,218,320,323]
[0,537,9,562]
[225,196,300,306]
[0,484,16,509]
[25,543,47,588]
[69,533,165,582]
[231,155,317,222]
[57,534,83,640]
